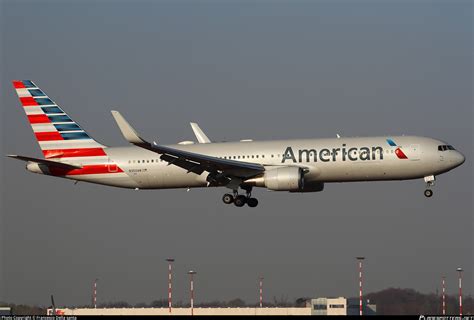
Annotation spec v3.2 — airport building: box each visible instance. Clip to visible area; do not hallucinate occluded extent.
[48,297,376,316]
[48,307,311,316]
[0,307,12,315]
[346,298,377,315]
[308,297,347,316]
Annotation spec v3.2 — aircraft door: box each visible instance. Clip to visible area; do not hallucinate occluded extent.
[107,159,119,172]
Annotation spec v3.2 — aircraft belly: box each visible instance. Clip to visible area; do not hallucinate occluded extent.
[316,159,430,182]
[66,173,140,188]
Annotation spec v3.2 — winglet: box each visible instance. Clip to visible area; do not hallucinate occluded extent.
[111,110,148,145]
[190,122,211,143]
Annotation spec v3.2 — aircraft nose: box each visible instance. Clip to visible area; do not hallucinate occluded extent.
[452,151,465,167]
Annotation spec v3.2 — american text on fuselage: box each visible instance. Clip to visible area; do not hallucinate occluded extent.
[281,145,384,163]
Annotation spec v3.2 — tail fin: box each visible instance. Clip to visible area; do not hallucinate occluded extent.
[12,80,107,159]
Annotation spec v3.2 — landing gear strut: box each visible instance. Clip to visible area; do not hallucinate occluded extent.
[221,187,259,207]
[424,175,435,198]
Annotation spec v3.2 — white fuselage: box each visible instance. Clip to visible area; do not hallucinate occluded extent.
[42,135,464,190]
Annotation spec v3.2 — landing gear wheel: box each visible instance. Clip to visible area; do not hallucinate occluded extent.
[222,193,234,204]
[247,198,259,207]
[424,189,433,198]
[234,195,247,207]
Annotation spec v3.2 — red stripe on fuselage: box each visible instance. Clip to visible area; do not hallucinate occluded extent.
[35,131,63,141]
[28,114,51,124]
[50,164,123,176]
[43,148,107,159]
[13,81,25,88]
[20,97,38,106]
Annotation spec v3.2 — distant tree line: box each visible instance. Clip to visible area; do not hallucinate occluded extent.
[365,287,473,315]
[1,288,472,315]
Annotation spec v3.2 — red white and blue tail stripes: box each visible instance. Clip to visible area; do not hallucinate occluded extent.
[13,80,123,176]
[13,80,106,157]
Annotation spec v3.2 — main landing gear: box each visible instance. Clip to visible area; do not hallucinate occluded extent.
[424,175,435,198]
[222,188,259,208]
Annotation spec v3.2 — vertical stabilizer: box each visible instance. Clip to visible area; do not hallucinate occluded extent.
[12,80,107,159]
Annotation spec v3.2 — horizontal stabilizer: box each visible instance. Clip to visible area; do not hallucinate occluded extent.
[7,155,82,170]
[111,110,147,145]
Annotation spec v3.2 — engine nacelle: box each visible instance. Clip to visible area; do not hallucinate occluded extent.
[264,167,304,191]
[243,167,325,192]
[289,180,324,193]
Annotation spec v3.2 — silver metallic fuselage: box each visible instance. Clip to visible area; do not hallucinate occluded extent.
[53,135,464,190]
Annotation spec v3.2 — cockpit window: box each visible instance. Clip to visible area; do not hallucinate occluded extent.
[438,145,455,151]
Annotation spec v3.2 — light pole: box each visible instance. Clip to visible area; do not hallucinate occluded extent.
[188,270,197,316]
[92,278,99,309]
[258,276,264,308]
[356,257,365,316]
[166,258,175,314]
[457,267,463,316]
[441,276,446,315]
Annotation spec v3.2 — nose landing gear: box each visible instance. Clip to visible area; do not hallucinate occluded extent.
[222,188,259,207]
[424,175,435,198]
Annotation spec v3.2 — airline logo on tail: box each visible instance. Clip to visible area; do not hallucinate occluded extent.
[386,138,408,159]
[12,80,123,176]
[13,80,106,158]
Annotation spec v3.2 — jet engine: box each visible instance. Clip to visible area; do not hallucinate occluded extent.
[243,167,325,192]
[264,167,304,191]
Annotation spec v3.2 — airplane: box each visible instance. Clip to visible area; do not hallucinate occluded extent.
[8,80,465,207]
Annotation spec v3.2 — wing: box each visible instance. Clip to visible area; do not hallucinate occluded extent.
[111,111,264,187]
